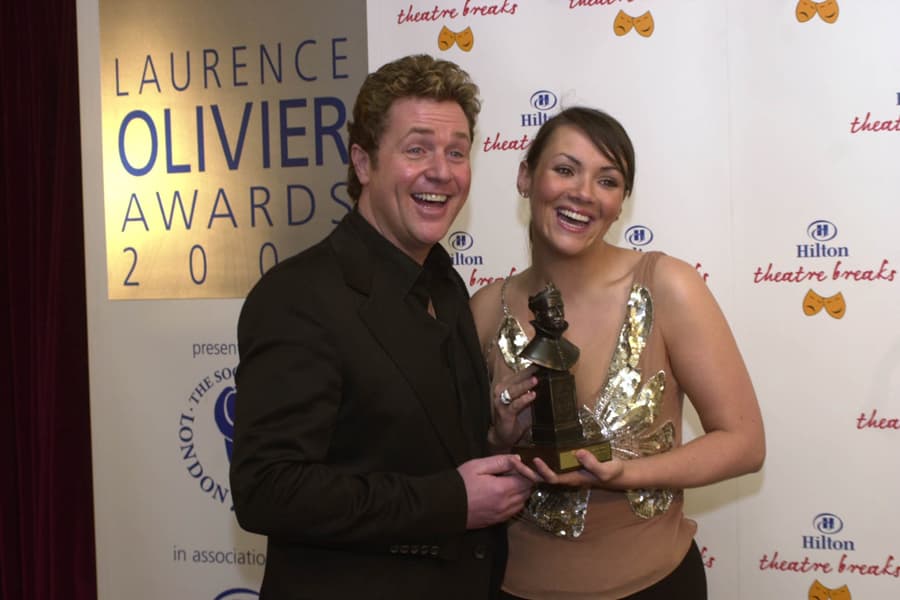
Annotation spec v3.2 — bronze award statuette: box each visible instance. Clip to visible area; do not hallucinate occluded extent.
[514,283,612,473]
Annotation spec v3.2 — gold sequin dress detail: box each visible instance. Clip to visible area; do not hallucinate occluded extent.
[488,252,696,599]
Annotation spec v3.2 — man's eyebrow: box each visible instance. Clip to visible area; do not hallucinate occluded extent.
[405,126,471,142]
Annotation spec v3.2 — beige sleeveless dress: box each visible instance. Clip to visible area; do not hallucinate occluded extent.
[488,252,696,599]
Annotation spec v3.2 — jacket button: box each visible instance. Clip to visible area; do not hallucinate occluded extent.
[474,544,487,559]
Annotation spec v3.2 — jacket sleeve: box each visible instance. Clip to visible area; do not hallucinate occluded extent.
[229,268,469,551]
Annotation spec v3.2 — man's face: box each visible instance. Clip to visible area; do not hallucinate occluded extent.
[352,97,472,264]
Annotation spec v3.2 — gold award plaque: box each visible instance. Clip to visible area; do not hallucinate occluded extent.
[99,0,367,299]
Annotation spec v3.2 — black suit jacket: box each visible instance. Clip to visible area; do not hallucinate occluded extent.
[231,211,505,599]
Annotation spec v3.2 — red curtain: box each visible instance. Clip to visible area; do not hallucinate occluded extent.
[1,0,98,598]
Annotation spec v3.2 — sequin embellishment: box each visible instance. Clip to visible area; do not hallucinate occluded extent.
[496,282,674,536]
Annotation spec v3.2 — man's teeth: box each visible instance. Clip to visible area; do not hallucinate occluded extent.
[413,193,448,203]
[558,208,589,223]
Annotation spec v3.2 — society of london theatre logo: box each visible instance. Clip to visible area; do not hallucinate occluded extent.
[177,367,238,510]
[214,588,259,600]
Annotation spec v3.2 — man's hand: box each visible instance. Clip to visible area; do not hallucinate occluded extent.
[457,455,538,529]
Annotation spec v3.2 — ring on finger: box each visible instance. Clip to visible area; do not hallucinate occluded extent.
[499,388,513,405]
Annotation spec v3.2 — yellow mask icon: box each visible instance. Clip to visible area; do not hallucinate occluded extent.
[438,26,474,52]
[796,0,839,24]
[803,289,846,319]
[809,579,851,600]
[613,10,655,38]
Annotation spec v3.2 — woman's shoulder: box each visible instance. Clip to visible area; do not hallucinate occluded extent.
[470,277,504,313]
[604,245,647,280]
[645,252,715,310]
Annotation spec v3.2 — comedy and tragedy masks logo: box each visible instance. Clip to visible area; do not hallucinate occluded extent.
[438,26,474,52]
[803,289,846,319]
[796,0,840,24]
[809,579,851,600]
[614,10,654,38]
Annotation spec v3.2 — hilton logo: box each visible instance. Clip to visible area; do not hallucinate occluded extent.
[521,90,557,127]
[802,512,856,552]
[447,230,483,266]
[814,513,843,534]
[625,225,654,248]
[798,219,849,258]
[807,220,838,242]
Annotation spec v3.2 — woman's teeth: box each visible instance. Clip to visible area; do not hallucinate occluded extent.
[558,208,589,223]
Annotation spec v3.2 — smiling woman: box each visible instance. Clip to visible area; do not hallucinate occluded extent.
[470,106,765,600]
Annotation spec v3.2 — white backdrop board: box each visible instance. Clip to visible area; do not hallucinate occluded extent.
[79,1,899,598]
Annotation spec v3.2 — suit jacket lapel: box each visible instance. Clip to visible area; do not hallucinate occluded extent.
[456,285,492,454]
[330,217,469,465]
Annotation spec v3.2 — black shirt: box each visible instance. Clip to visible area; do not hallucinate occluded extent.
[346,209,484,458]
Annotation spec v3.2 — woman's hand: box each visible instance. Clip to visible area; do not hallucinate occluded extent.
[487,365,539,452]
[531,451,626,489]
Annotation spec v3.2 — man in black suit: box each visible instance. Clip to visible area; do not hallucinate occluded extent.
[231,54,537,599]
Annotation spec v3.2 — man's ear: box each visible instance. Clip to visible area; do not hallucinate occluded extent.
[350,144,371,185]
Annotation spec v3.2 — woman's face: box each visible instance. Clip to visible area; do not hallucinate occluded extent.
[519,124,627,258]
